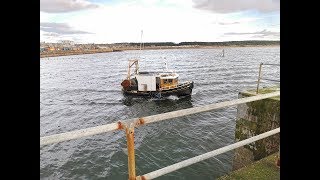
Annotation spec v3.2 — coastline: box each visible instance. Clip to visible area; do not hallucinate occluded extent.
[40,44,280,58]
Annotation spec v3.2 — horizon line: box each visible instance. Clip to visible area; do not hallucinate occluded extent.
[40,40,280,44]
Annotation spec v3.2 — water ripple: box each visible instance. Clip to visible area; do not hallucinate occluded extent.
[40,47,280,179]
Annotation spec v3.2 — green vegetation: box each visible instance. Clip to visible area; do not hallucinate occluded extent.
[106,40,279,47]
[217,153,280,180]
[179,40,279,46]
[242,86,280,101]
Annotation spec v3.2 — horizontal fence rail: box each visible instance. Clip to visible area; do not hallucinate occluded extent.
[261,63,280,66]
[260,78,280,82]
[137,128,280,180]
[40,91,279,146]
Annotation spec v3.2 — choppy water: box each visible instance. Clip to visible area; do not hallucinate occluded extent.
[40,47,280,179]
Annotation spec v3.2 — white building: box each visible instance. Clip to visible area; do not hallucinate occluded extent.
[58,40,75,46]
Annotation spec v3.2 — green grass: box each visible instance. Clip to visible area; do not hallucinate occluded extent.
[241,86,280,101]
[217,153,280,180]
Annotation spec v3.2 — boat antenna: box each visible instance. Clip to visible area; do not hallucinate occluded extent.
[138,30,144,72]
[164,62,171,72]
[139,30,143,55]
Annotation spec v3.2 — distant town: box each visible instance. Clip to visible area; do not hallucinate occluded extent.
[40,40,280,58]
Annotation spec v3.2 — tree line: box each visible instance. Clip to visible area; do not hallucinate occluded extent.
[96,40,279,47]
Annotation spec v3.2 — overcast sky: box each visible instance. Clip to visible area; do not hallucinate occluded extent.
[40,0,280,43]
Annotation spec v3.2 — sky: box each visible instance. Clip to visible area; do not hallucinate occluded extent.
[40,0,280,44]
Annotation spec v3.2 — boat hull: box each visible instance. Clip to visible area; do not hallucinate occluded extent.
[122,81,194,98]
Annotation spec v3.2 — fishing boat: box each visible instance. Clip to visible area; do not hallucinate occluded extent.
[121,59,194,98]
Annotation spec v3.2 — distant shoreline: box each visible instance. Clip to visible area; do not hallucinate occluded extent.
[40,44,280,58]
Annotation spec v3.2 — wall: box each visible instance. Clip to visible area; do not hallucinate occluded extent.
[232,89,280,170]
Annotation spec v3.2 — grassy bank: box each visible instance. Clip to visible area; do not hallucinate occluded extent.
[217,152,280,180]
[40,49,114,58]
[241,86,280,101]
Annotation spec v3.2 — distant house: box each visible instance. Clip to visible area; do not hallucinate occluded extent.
[59,40,75,46]
[62,47,72,51]
[97,46,112,50]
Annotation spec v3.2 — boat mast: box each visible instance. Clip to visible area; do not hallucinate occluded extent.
[139,30,143,52]
[136,30,143,73]
[125,31,143,80]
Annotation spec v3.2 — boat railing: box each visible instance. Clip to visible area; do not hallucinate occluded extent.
[160,81,191,90]
[160,84,178,90]
[40,91,280,180]
[177,81,192,87]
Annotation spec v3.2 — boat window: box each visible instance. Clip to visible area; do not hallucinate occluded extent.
[163,79,173,84]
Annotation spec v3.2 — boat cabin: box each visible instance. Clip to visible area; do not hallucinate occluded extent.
[158,73,179,90]
[133,72,179,91]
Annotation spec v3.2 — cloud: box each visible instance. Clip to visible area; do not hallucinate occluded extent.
[40,1,280,43]
[214,17,261,26]
[40,22,93,35]
[193,0,280,13]
[218,21,240,25]
[43,32,60,37]
[224,29,280,38]
[40,0,99,13]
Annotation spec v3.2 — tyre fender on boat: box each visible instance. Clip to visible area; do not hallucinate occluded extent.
[121,80,130,89]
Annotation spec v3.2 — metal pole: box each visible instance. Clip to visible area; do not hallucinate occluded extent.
[127,61,131,80]
[256,63,263,94]
[140,30,143,51]
[126,124,136,180]
[136,60,139,74]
